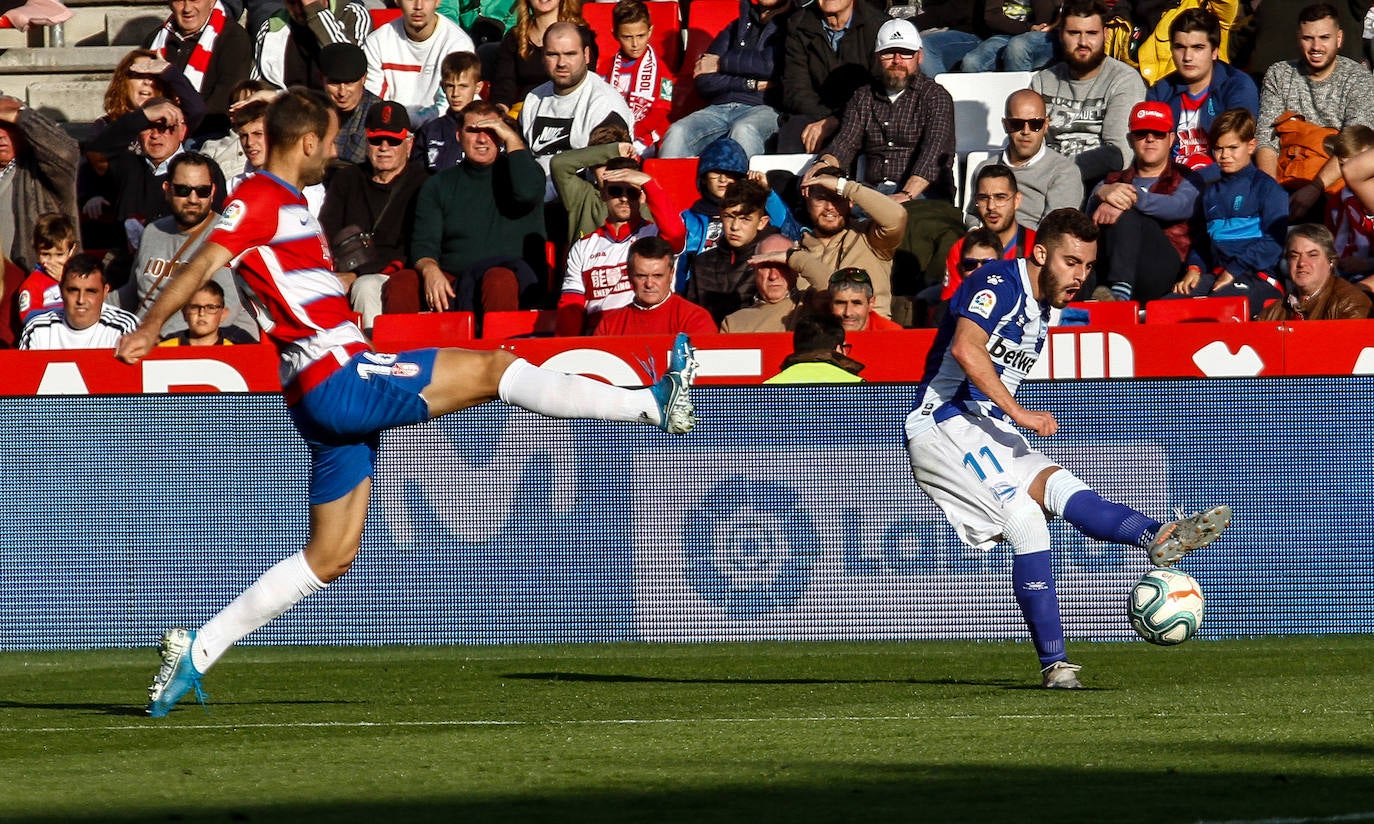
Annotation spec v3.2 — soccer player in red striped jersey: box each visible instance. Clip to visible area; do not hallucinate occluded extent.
[116,87,698,717]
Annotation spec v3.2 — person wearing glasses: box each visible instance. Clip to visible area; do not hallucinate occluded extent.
[906,207,1231,689]
[828,267,902,333]
[124,151,257,341]
[158,280,247,346]
[1030,0,1146,186]
[1082,102,1203,304]
[945,167,1035,306]
[556,154,685,334]
[970,89,1082,231]
[939,225,1010,311]
[319,100,431,330]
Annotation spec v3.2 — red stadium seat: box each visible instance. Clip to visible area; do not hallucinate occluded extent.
[369,8,401,29]
[584,0,682,75]
[1066,300,1140,327]
[482,309,559,339]
[372,312,475,349]
[1144,296,1251,324]
[670,0,737,121]
[643,156,699,215]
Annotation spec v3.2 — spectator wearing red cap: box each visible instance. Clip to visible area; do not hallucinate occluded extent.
[1144,7,1259,184]
[1082,101,1204,303]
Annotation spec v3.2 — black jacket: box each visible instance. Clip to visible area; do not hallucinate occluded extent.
[781,0,884,120]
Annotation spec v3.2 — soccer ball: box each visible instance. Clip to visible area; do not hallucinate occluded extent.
[1128,568,1205,645]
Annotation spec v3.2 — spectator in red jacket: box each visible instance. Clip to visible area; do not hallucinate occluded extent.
[603,0,671,155]
[594,235,716,335]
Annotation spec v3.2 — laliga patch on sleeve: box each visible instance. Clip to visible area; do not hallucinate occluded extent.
[216,200,247,233]
[968,289,997,319]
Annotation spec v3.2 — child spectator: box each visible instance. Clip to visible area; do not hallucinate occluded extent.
[15,213,77,327]
[157,280,248,346]
[1172,108,1287,315]
[685,178,775,324]
[1323,125,1374,283]
[604,0,671,156]
[414,51,482,172]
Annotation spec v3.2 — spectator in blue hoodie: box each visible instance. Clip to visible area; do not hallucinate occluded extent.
[1169,108,1287,315]
[660,0,794,159]
[1144,7,1259,183]
[676,136,800,291]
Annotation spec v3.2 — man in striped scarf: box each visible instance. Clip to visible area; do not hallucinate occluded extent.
[144,0,253,134]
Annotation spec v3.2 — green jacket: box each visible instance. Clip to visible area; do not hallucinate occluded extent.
[550,143,653,242]
[411,149,547,276]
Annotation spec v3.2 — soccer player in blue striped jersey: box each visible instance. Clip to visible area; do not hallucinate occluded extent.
[904,207,1231,689]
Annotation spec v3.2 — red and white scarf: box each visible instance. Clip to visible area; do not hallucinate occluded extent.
[149,0,228,92]
[609,48,660,127]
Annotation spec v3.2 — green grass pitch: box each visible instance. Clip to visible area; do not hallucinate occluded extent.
[3,637,1373,823]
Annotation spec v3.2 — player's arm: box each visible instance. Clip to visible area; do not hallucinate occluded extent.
[115,242,234,364]
[949,316,1057,437]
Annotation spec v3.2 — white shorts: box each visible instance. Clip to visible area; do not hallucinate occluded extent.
[905,412,1057,550]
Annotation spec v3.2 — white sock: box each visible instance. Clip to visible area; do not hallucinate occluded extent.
[191,550,325,673]
[497,357,659,425]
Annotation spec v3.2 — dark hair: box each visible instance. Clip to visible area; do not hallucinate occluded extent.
[460,98,508,126]
[612,0,650,28]
[1287,223,1338,262]
[266,87,332,153]
[1297,3,1340,25]
[1059,0,1108,24]
[719,178,769,216]
[963,227,1005,257]
[441,50,481,80]
[792,313,846,354]
[61,252,105,283]
[627,235,675,267]
[1037,208,1100,249]
[604,155,641,173]
[194,279,227,301]
[1170,7,1221,49]
[231,98,270,130]
[974,163,1020,195]
[33,212,76,252]
[229,78,277,104]
[1208,107,1256,144]
[167,150,217,181]
[589,122,633,145]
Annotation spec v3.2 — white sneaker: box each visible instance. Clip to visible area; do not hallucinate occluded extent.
[1041,660,1083,689]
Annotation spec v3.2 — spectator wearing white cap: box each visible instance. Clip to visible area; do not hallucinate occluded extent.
[1082,101,1204,303]
[809,18,957,205]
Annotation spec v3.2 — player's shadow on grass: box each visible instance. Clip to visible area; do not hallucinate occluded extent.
[0,699,359,717]
[502,671,1041,688]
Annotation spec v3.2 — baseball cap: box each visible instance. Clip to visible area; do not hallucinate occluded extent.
[365,100,411,139]
[318,42,367,83]
[1129,101,1174,133]
[874,18,921,53]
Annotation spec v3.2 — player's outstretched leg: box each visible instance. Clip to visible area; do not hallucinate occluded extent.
[147,627,208,717]
[1003,503,1082,689]
[1041,470,1231,567]
[497,332,698,433]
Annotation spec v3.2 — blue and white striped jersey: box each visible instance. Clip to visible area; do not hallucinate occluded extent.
[907,259,1058,435]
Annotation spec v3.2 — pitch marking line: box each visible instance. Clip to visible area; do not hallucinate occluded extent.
[1197,815,1374,824]
[4,710,1370,734]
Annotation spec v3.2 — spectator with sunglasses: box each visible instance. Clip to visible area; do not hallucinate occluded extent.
[320,100,431,330]
[944,165,1037,303]
[970,90,1083,232]
[941,225,1018,310]
[123,151,255,341]
[828,267,902,332]
[556,154,685,335]
[1082,102,1203,304]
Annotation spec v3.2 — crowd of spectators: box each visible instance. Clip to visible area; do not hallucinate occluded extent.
[5,0,1374,354]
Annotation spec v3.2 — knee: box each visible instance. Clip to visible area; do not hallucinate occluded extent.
[306,541,362,583]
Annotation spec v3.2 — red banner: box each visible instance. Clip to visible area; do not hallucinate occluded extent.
[4,320,1372,396]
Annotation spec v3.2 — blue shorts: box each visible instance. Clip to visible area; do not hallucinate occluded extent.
[290,349,438,505]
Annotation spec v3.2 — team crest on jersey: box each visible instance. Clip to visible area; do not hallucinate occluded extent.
[217,200,246,232]
[660,78,674,101]
[985,274,1003,285]
[968,289,997,319]
[17,292,29,313]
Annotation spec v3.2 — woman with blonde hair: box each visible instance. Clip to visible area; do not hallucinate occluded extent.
[490,0,597,110]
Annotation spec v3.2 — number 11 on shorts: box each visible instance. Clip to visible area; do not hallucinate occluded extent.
[963,447,1005,481]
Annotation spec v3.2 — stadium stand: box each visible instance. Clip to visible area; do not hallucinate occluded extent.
[1066,300,1141,328]
[371,311,476,350]
[482,309,558,339]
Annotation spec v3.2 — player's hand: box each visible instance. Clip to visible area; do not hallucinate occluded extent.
[1012,408,1058,438]
[115,326,160,365]
[800,117,838,154]
[1174,267,1202,295]
[421,266,455,312]
[693,53,720,77]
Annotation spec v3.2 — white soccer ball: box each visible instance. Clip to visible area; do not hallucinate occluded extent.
[1128,568,1205,645]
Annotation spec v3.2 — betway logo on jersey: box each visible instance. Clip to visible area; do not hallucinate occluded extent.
[988,334,1039,374]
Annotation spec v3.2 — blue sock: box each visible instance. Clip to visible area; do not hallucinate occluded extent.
[1012,550,1064,667]
[1063,490,1161,547]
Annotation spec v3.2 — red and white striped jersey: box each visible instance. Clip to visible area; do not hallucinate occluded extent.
[208,172,368,402]
[363,18,475,122]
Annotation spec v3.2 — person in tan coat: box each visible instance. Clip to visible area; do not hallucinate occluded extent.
[1258,224,1372,321]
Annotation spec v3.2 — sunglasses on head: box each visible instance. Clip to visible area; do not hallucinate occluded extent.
[1004,117,1046,134]
[367,134,405,147]
[170,183,213,198]
[958,256,997,273]
[604,184,641,199]
[829,267,871,286]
